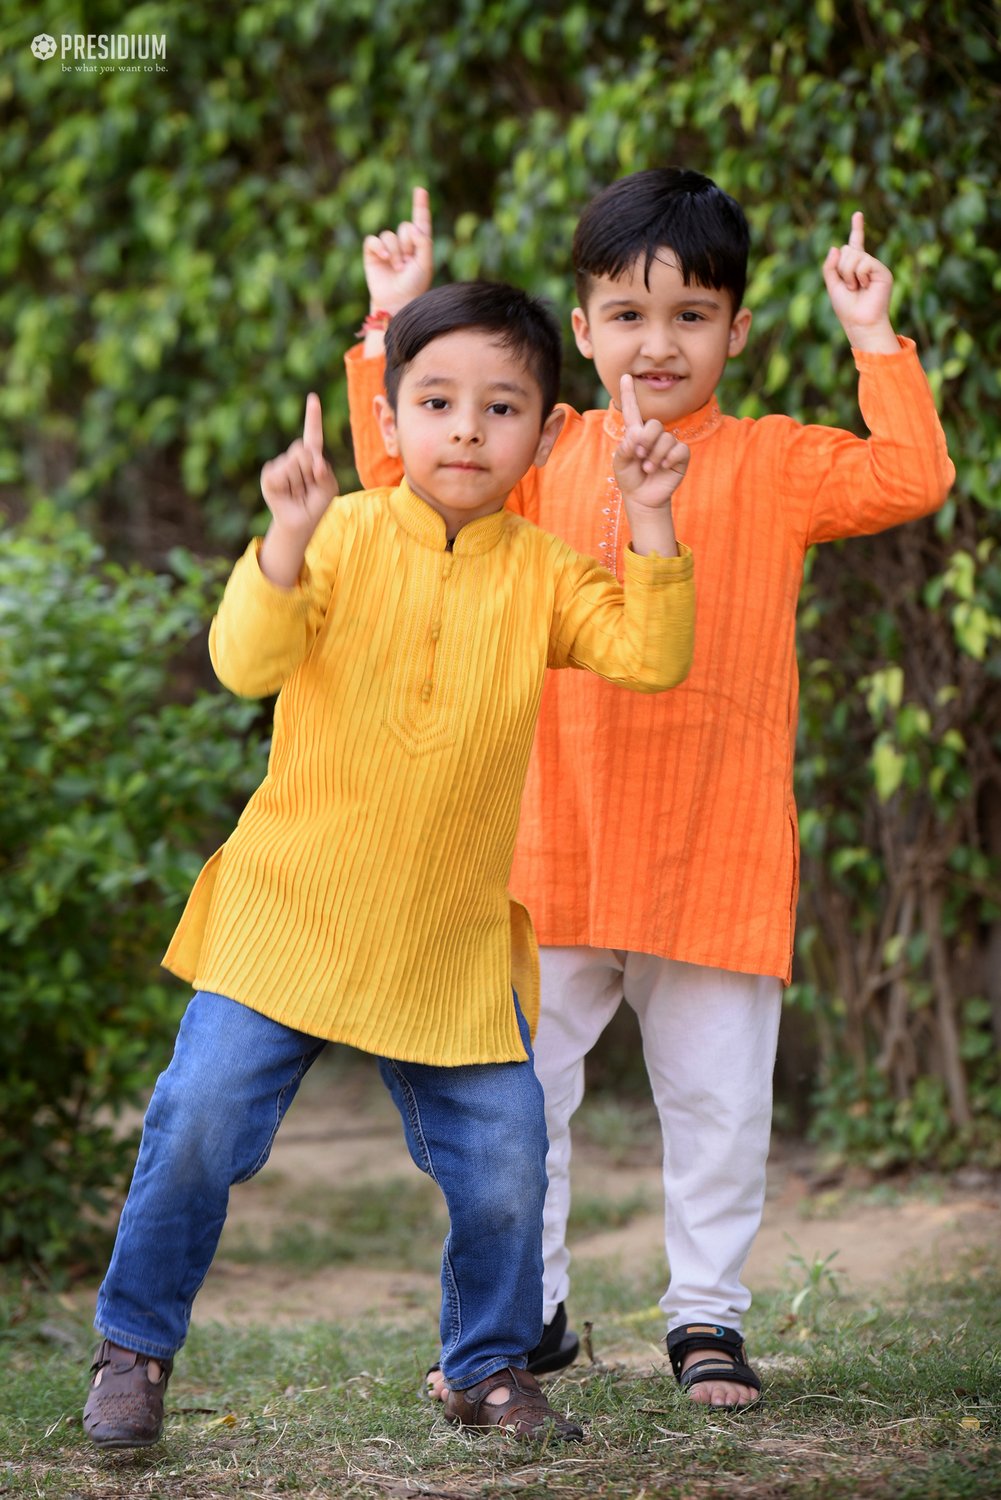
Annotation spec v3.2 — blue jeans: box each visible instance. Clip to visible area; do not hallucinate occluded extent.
[95,991,548,1390]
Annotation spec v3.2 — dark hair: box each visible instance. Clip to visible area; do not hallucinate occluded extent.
[573,168,750,313]
[384,280,562,422]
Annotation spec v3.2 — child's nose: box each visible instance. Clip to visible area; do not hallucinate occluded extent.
[640,321,679,359]
[449,411,483,443]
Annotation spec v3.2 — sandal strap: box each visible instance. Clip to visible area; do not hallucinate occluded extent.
[678,1355,761,1395]
[89,1339,173,1381]
[665,1323,753,1383]
[456,1365,545,1422]
[445,1365,582,1440]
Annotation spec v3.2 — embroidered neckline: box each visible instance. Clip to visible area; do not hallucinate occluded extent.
[602,395,723,446]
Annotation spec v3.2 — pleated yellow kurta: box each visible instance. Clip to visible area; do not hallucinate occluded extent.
[164,481,694,1063]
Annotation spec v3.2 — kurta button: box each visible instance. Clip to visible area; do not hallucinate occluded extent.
[430,623,441,640]
[442,558,453,578]
[422,681,432,700]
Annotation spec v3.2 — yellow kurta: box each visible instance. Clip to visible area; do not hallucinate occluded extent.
[164,481,694,1064]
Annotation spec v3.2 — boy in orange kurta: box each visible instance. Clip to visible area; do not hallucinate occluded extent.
[348,173,954,1407]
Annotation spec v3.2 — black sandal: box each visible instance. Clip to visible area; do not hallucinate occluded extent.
[526,1302,580,1376]
[666,1323,761,1407]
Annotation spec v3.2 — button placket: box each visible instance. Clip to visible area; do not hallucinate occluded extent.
[422,556,453,704]
[384,534,463,756]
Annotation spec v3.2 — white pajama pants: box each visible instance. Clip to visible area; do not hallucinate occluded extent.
[535,946,783,1333]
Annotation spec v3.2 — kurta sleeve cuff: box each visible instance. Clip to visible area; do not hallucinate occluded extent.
[621,540,694,690]
[209,538,316,696]
[623,539,694,582]
[852,333,916,369]
[243,537,315,614]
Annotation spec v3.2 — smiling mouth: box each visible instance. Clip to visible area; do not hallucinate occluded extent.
[636,372,682,386]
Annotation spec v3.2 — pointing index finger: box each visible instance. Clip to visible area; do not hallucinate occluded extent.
[848,210,865,251]
[412,185,432,239]
[303,392,324,454]
[619,372,642,428]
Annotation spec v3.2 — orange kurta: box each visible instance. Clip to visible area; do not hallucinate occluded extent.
[347,339,953,982]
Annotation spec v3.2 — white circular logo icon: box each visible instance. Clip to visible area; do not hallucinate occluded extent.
[31,34,58,59]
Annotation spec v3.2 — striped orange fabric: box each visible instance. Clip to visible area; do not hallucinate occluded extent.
[347,339,953,981]
[163,481,694,1061]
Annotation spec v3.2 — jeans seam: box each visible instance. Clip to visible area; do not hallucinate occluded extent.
[383,1060,437,1181]
[234,1045,318,1184]
[439,1232,462,1367]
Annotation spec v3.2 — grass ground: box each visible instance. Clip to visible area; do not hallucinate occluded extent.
[2,1243,998,1499]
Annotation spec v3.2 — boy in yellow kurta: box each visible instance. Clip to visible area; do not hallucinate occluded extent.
[83,281,695,1450]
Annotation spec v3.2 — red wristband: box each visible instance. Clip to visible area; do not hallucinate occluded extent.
[356,309,393,338]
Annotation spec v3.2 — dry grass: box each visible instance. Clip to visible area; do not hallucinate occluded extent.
[3,1244,999,1499]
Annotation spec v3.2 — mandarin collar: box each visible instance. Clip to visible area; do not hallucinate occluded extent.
[389,480,509,555]
[602,394,723,446]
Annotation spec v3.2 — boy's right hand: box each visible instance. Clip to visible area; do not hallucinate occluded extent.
[363,186,434,317]
[260,393,338,543]
[614,374,686,558]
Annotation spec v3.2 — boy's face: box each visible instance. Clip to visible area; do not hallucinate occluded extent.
[375,330,564,537]
[572,250,751,427]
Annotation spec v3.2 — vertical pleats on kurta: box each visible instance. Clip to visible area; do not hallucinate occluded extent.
[163,482,694,1063]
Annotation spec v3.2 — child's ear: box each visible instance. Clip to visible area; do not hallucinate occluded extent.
[571,307,594,360]
[374,395,400,457]
[728,307,752,358]
[533,408,566,468]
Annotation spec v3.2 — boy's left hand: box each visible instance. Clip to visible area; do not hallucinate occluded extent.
[613,374,690,509]
[823,212,899,353]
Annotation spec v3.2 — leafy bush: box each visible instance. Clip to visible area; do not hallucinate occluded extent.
[0,511,265,1268]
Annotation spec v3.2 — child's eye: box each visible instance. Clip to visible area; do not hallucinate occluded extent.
[678,311,705,323]
[488,402,515,416]
[422,397,449,410]
[614,311,641,322]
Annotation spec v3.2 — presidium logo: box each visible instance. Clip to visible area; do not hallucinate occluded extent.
[30,31,168,72]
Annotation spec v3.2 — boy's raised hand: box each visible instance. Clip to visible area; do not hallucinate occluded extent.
[613,374,689,508]
[613,374,687,557]
[822,212,899,354]
[260,393,339,540]
[363,186,434,315]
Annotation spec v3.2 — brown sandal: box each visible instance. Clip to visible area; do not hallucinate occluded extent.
[83,1339,173,1448]
[444,1365,584,1441]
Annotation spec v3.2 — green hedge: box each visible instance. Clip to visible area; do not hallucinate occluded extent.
[0,513,266,1267]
